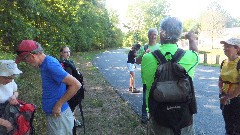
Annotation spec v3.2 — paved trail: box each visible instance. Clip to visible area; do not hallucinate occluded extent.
[93,48,225,135]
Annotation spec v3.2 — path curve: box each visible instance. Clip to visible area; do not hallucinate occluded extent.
[93,48,225,135]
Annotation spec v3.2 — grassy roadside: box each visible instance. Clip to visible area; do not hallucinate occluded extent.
[71,50,147,135]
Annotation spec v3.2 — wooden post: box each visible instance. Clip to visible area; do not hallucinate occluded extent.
[204,53,207,63]
[216,55,220,64]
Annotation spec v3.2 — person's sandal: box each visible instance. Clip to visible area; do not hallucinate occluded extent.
[132,88,140,93]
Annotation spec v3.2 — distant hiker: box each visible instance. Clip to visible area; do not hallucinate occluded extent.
[16,40,81,135]
[141,17,199,135]
[136,28,161,124]
[219,37,240,135]
[127,44,141,93]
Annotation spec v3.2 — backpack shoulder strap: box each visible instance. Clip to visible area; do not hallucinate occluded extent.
[152,50,167,64]
[144,45,148,52]
[220,59,225,70]
[171,48,186,63]
[237,59,240,71]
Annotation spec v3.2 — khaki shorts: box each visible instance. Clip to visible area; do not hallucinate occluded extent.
[47,107,74,135]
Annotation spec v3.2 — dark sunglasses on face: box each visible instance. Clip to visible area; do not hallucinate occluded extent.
[16,51,30,55]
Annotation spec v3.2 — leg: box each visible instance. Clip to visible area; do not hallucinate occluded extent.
[223,97,240,135]
[130,71,134,89]
[141,84,147,123]
[47,107,74,135]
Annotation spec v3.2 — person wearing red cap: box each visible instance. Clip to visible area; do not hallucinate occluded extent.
[219,37,240,135]
[16,40,81,135]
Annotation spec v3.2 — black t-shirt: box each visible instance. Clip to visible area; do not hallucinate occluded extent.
[127,49,136,64]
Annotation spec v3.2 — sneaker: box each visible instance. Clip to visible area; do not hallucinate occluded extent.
[74,119,82,127]
[129,87,133,91]
[132,88,140,93]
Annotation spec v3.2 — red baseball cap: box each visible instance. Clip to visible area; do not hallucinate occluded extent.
[16,40,38,64]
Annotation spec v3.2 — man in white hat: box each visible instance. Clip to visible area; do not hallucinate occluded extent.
[0,60,22,134]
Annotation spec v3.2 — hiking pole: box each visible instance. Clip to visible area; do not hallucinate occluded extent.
[78,99,85,134]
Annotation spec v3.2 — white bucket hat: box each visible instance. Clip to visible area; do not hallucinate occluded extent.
[0,60,22,76]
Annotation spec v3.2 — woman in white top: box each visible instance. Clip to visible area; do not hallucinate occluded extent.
[0,60,22,133]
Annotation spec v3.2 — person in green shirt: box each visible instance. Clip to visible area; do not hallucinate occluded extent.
[142,16,199,135]
[136,28,161,124]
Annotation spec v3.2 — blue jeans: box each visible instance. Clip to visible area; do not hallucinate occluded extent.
[142,84,147,118]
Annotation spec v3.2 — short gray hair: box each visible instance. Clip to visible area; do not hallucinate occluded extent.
[148,28,158,36]
[32,42,44,54]
[160,17,183,41]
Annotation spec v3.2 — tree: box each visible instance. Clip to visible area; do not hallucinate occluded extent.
[198,1,228,49]
[124,0,169,47]
[0,0,123,54]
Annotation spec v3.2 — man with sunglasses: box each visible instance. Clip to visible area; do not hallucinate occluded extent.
[16,40,81,135]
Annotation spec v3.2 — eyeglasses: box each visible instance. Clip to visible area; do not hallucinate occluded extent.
[16,51,30,55]
[63,51,70,53]
[22,53,32,62]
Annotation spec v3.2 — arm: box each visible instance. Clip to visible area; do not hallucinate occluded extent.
[52,74,81,116]
[136,46,146,64]
[186,30,198,53]
[0,118,13,133]
[218,77,223,93]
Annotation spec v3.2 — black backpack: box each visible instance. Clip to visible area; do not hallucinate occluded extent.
[60,60,85,100]
[59,59,86,134]
[149,48,197,135]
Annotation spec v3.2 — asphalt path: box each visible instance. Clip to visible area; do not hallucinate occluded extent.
[93,48,225,135]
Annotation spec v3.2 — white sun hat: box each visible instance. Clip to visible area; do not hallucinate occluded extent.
[0,60,22,76]
[220,37,240,47]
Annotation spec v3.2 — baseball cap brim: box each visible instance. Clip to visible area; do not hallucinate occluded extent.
[15,52,30,64]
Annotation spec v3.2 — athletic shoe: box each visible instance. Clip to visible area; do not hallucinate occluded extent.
[74,119,82,127]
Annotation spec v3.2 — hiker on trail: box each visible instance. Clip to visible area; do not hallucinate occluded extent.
[141,16,199,135]
[16,40,81,135]
[0,60,22,134]
[136,28,161,124]
[219,37,240,135]
[59,46,85,134]
[127,44,141,93]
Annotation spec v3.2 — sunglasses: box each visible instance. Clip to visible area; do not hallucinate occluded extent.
[16,51,30,55]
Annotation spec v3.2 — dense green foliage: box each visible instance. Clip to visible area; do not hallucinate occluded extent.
[0,0,123,56]
[124,0,169,46]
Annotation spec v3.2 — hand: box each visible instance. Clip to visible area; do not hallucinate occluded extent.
[185,30,195,41]
[52,102,62,117]
[8,96,18,105]
[220,96,230,105]
[145,49,150,53]
[4,120,13,133]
